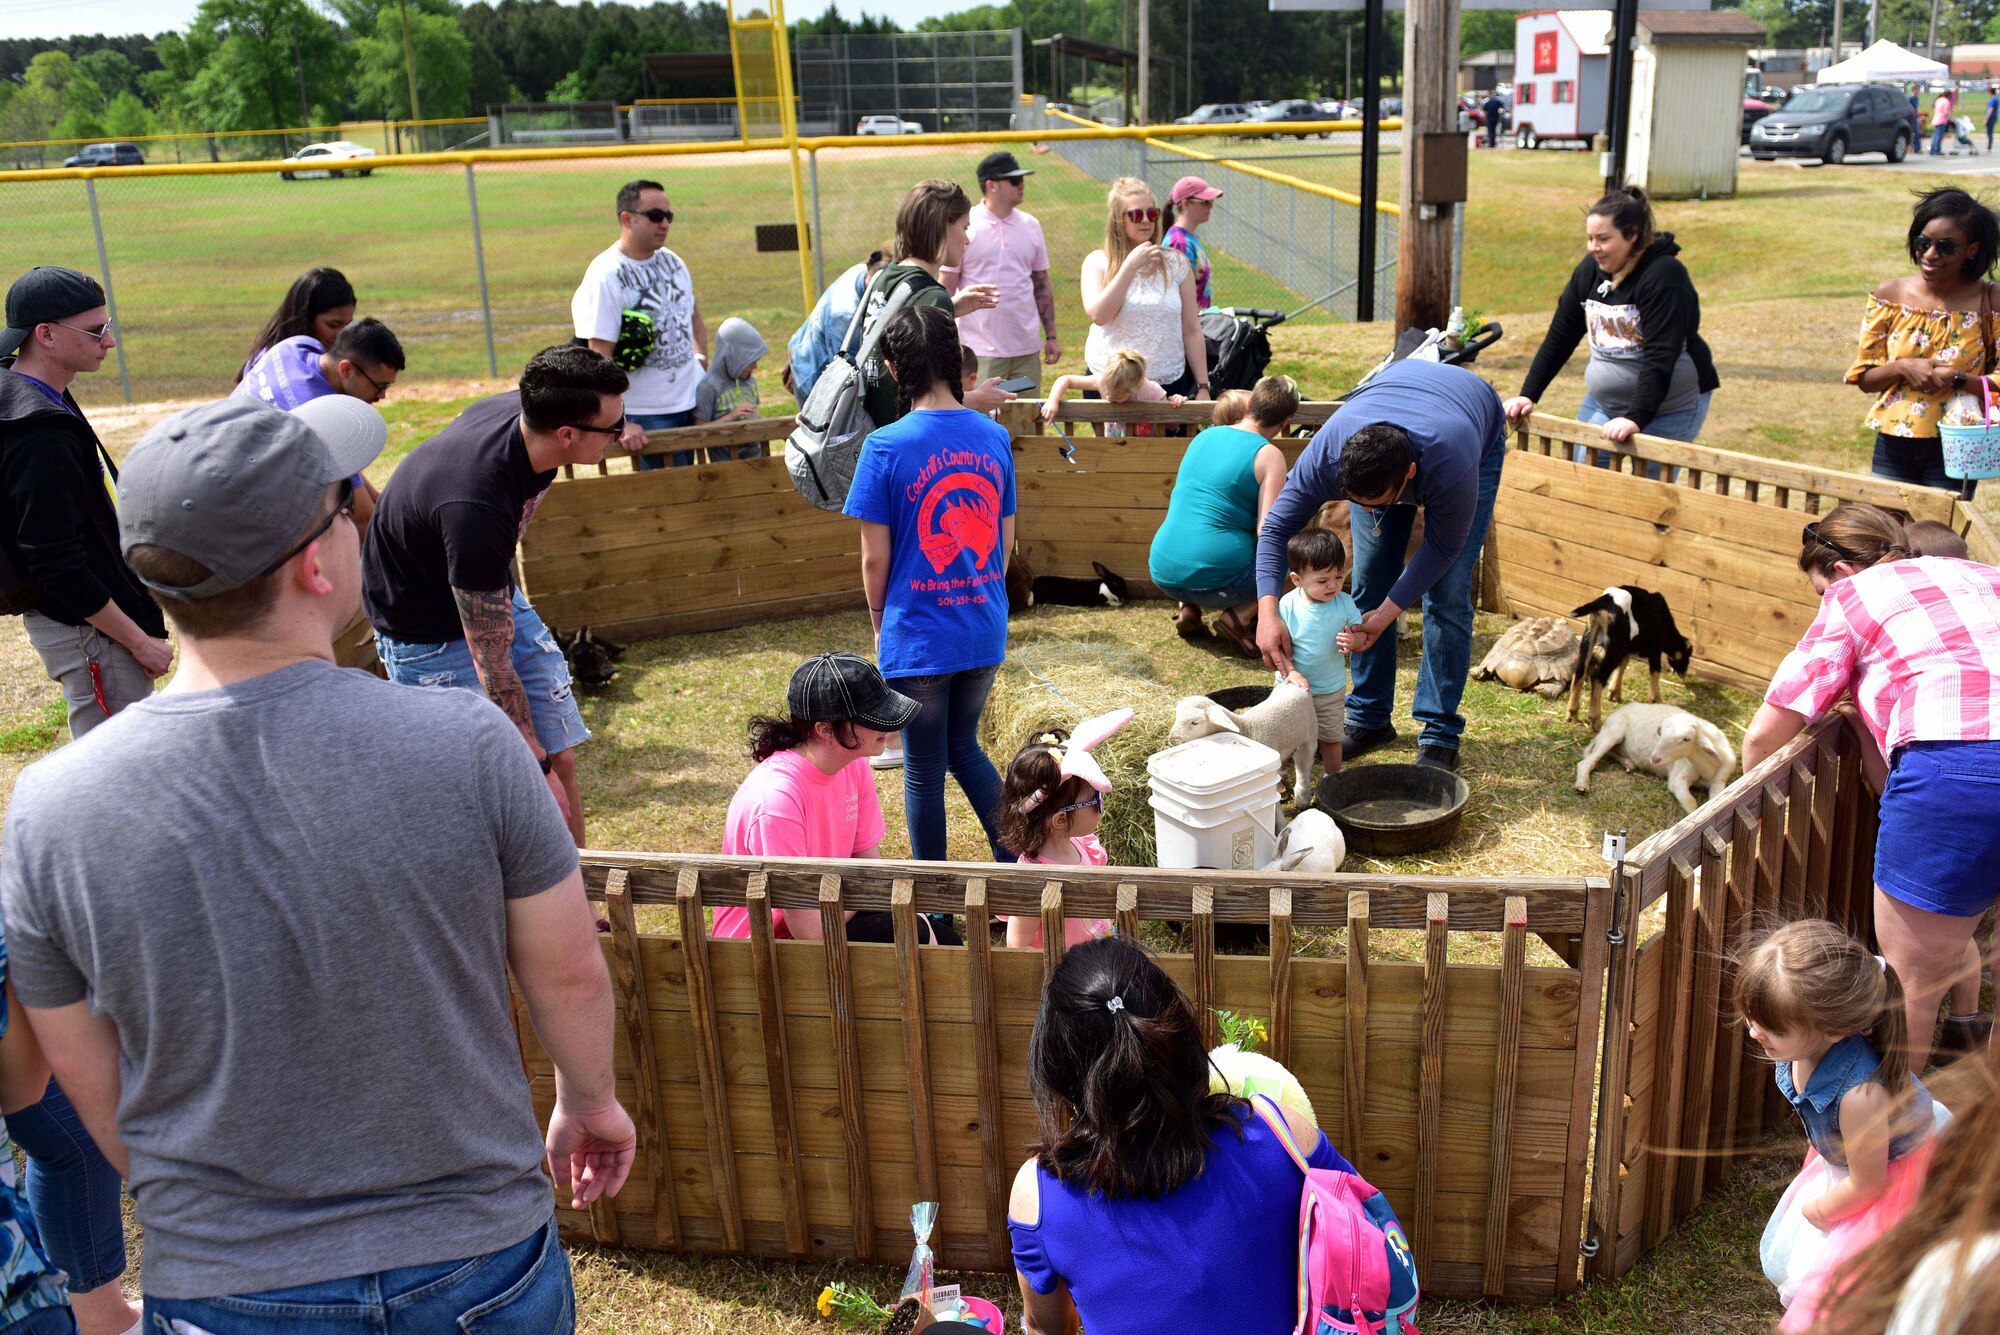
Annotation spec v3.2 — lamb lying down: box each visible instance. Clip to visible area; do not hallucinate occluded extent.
[1575,703,1736,815]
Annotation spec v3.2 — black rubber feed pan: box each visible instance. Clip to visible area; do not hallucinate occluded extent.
[1315,763,1471,857]
[1206,684,1274,713]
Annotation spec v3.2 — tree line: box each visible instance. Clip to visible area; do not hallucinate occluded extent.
[23,0,1970,150]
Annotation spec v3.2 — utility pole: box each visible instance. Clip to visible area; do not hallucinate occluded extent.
[1832,0,1844,66]
[1604,0,1639,190]
[1395,0,1459,329]
[1186,0,1193,117]
[1867,0,1878,45]
[1138,0,1150,123]
[1345,23,1353,101]
[1926,0,1942,61]
[291,30,311,129]
[398,0,423,122]
[1357,0,1383,321]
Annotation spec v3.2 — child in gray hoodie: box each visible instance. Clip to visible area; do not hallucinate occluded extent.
[695,317,767,460]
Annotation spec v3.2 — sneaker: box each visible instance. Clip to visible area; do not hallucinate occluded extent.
[1340,723,1398,761]
[871,735,905,770]
[1416,744,1460,773]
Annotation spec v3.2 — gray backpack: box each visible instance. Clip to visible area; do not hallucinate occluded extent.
[785,270,919,511]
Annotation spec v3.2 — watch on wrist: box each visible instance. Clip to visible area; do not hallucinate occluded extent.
[1954,373,1968,392]
[538,753,555,774]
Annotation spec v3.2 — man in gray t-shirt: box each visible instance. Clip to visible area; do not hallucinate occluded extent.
[2,397,634,1322]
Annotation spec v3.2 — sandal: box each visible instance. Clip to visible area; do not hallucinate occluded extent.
[1215,607,1261,658]
[1172,603,1208,640]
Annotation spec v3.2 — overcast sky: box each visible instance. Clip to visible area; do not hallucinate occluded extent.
[0,0,932,42]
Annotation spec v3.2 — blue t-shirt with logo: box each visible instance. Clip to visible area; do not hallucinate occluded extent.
[236,335,335,411]
[843,407,1016,679]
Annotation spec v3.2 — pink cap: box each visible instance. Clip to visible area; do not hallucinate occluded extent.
[1170,176,1223,204]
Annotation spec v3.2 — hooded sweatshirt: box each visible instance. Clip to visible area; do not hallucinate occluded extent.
[1517,232,1720,429]
[694,318,768,423]
[0,366,165,636]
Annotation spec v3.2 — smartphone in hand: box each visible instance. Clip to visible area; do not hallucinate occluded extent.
[995,376,1036,394]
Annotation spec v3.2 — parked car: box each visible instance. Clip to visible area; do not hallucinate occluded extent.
[1748,82,1911,164]
[1379,97,1404,119]
[278,141,377,180]
[856,114,924,135]
[1249,99,1332,137]
[1176,102,1250,125]
[62,142,144,168]
[1741,97,1773,144]
[1316,99,1352,118]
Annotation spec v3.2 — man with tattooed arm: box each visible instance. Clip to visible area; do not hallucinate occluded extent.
[363,345,627,843]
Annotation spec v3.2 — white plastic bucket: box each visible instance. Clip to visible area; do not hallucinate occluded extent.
[1147,734,1283,870]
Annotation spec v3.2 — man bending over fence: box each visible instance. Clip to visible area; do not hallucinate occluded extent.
[364,345,628,845]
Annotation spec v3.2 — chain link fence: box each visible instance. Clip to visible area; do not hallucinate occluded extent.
[2,124,1404,409]
[0,120,490,173]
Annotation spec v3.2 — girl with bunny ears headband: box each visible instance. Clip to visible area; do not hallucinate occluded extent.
[997,709,1134,950]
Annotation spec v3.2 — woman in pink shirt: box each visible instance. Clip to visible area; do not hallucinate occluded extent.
[1742,503,2000,1065]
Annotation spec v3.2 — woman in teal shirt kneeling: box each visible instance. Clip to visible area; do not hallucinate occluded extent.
[1147,375,1297,654]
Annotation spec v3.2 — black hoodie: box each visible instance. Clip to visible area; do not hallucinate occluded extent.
[1517,232,1720,430]
[0,366,165,636]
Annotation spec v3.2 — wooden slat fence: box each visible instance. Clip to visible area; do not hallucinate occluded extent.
[512,858,1609,1300]
[1494,415,1964,693]
[1583,711,1876,1279]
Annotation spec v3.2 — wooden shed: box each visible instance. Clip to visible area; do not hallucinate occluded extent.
[1628,11,1768,198]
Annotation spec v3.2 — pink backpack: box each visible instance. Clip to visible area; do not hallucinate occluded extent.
[1250,1096,1422,1335]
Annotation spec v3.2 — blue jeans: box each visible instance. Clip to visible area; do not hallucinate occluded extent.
[1933,124,1949,155]
[1347,442,1506,752]
[1154,563,1260,609]
[1573,389,1709,481]
[631,409,696,469]
[376,588,591,755]
[4,1309,75,1335]
[144,1217,571,1335]
[8,1080,125,1293]
[894,666,1011,862]
[1873,431,1978,498]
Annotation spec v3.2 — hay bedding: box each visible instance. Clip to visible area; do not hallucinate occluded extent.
[979,633,1184,867]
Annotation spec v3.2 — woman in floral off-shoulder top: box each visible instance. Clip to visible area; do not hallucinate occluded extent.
[1847,187,2000,496]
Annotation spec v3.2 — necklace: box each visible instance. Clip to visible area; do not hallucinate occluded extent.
[1370,507,1383,537]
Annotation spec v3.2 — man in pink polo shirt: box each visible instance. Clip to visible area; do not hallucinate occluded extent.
[946,151,1061,393]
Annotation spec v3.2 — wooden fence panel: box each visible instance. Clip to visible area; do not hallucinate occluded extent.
[521,859,1595,1299]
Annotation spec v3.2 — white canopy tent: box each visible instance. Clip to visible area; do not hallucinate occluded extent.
[1815,39,1948,84]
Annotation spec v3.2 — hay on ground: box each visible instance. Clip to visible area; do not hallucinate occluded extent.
[980,634,1182,867]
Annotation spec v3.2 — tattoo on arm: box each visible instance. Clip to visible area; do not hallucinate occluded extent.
[453,586,537,746]
[1031,269,1058,340]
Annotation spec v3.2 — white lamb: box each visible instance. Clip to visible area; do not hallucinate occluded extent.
[1264,807,1346,874]
[1168,682,1319,807]
[1575,703,1737,815]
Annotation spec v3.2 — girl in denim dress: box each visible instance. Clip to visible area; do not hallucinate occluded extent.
[1738,920,1952,1332]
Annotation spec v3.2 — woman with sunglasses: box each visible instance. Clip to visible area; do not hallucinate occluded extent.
[1743,503,2000,1069]
[1080,178,1210,407]
[1848,187,2000,496]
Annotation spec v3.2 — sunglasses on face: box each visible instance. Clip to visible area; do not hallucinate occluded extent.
[52,318,114,343]
[628,207,674,225]
[1912,234,1963,259]
[1802,521,1861,563]
[1055,791,1104,816]
[260,478,355,577]
[561,413,628,439]
[1124,207,1161,223]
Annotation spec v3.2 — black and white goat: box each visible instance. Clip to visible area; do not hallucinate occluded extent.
[1566,586,1692,729]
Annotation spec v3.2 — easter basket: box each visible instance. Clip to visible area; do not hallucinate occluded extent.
[1939,374,2000,481]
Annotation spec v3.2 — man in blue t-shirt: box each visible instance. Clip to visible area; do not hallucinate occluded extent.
[1253,358,1506,773]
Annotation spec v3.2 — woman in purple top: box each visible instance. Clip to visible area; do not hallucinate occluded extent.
[1008,937,1353,1335]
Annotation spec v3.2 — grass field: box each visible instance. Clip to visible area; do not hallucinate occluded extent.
[3,144,1990,1329]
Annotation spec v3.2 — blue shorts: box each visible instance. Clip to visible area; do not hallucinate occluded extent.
[376,588,591,756]
[1153,564,1260,609]
[1876,740,2000,917]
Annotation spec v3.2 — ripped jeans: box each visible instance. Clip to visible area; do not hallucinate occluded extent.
[375,588,592,755]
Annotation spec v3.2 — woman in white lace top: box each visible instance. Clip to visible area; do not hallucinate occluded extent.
[1079,177,1211,403]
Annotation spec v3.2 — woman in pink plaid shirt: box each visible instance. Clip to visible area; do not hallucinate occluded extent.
[1743,504,2000,1066]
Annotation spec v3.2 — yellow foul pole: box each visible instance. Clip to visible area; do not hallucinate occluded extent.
[768,0,816,308]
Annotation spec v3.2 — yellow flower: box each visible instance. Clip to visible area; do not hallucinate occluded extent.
[817,1287,835,1317]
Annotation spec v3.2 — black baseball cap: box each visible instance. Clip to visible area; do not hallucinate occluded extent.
[976,151,1034,184]
[0,267,106,360]
[787,651,921,731]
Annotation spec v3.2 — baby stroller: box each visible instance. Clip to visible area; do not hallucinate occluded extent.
[1946,114,1982,155]
[1348,319,1505,394]
[1202,307,1286,394]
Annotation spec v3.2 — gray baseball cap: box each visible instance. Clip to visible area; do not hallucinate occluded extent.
[119,397,367,598]
[0,266,106,360]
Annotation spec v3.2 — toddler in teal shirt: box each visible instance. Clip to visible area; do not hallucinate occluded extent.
[1277,527,1362,776]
